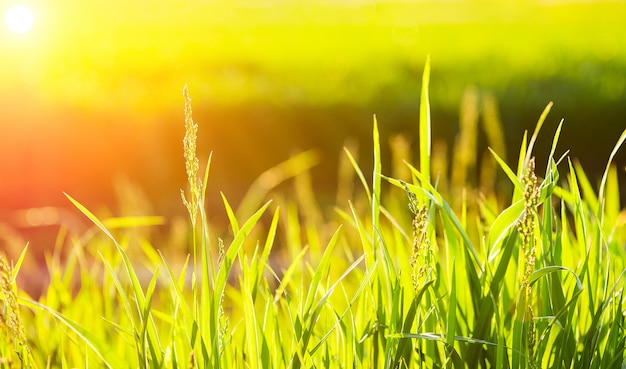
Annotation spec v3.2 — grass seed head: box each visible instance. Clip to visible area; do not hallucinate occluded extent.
[181,85,202,226]
[516,157,539,367]
[401,181,420,216]
[0,254,30,367]
[402,181,433,290]
[517,157,539,275]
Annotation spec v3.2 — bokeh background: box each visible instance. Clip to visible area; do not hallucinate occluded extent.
[1,0,625,259]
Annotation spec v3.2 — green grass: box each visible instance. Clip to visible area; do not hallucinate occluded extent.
[18,1,626,112]
[1,61,626,368]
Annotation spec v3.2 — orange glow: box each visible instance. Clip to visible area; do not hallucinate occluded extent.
[1,1,625,256]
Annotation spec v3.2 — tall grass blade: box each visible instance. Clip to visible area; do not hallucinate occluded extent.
[528,266,582,290]
[419,55,432,185]
[487,200,524,259]
[446,260,457,348]
[489,147,523,192]
[214,200,272,316]
[200,152,213,207]
[141,270,161,368]
[546,119,564,168]
[524,101,553,167]
[99,253,137,329]
[344,147,372,200]
[101,216,165,229]
[10,243,29,284]
[273,245,308,304]
[302,226,343,316]
[220,191,240,234]
[598,128,626,219]
[372,115,382,257]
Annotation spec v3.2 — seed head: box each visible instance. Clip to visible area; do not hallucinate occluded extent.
[0,254,30,367]
[181,85,202,226]
[516,158,539,367]
[402,181,433,290]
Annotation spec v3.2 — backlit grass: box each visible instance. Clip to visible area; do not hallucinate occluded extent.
[1,60,625,368]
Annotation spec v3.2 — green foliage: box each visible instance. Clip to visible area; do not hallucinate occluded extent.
[2,62,626,368]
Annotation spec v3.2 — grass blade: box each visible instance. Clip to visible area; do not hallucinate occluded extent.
[344,147,372,201]
[10,243,29,284]
[221,191,240,234]
[419,55,432,185]
[598,128,626,220]
[524,101,553,167]
[446,260,457,348]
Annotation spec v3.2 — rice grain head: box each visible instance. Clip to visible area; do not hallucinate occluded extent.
[0,254,30,367]
[181,85,202,226]
[402,181,433,290]
[516,157,540,367]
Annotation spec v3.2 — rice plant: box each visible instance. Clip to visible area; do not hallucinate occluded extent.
[1,60,625,368]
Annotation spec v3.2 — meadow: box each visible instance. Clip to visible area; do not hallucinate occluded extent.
[1,59,625,368]
[3,0,626,240]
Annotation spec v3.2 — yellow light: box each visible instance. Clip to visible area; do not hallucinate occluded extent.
[5,4,34,34]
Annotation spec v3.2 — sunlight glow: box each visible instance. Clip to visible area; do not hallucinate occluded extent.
[5,4,34,34]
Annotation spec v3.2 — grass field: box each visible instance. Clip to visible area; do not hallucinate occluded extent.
[1,60,625,368]
[4,1,625,110]
[3,1,626,242]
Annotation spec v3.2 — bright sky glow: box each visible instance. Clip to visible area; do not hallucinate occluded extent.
[5,4,34,34]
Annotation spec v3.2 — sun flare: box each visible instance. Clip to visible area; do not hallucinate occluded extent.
[5,4,34,34]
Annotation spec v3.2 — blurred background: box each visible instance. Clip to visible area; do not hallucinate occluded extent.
[1,0,625,261]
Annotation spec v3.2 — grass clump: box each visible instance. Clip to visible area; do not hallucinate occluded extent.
[3,60,626,368]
